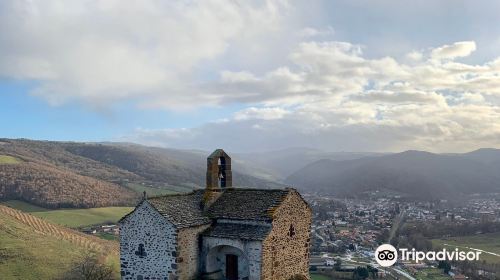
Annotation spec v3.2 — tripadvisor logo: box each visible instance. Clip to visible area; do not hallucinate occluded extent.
[374,244,482,267]
[375,244,398,267]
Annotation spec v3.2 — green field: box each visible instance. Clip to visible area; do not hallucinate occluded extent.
[32,207,134,228]
[311,274,331,280]
[432,232,500,264]
[126,183,179,196]
[1,200,48,212]
[96,232,119,241]
[414,268,451,280]
[0,155,21,164]
[1,200,133,228]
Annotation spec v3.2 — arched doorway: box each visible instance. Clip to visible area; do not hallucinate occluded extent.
[205,245,249,280]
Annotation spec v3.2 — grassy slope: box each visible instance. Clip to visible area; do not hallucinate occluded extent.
[126,183,179,196]
[1,200,133,228]
[0,155,21,164]
[0,214,87,279]
[432,232,500,264]
[32,207,133,228]
[0,205,119,280]
[1,200,48,212]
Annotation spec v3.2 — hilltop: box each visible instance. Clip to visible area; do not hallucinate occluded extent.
[0,205,119,279]
[0,139,283,208]
[5,138,499,203]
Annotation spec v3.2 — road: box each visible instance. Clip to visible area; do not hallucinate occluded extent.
[389,210,406,243]
[336,255,416,280]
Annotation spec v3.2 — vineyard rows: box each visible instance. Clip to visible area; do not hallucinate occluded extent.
[0,205,119,254]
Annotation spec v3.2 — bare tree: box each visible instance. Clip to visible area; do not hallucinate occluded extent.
[60,253,116,280]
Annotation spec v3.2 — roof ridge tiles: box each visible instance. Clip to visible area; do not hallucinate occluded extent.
[125,188,293,228]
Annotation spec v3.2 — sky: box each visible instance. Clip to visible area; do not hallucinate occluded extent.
[1,0,500,153]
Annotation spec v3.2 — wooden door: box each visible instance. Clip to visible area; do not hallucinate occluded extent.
[226,254,238,280]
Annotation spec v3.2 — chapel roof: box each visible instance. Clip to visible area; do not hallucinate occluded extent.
[141,188,292,228]
[201,222,271,241]
[206,188,290,221]
[147,191,211,228]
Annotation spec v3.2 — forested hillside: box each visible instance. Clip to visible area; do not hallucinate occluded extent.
[0,139,282,208]
[0,161,135,208]
[286,150,500,199]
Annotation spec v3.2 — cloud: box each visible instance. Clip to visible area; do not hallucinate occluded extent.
[123,40,500,152]
[233,107,290,121]
[298,26,335,38]
[352,90,447,105]
[207,40,500,105]
[2,1,500,152]
[125,102,500,153]
[406,51,423,62]
[430,41,477,60]
[0,0,294,107]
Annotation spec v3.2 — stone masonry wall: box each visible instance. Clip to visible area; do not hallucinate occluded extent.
[260,191,312,280]
[120,201,178,280]
[177,224,211,280]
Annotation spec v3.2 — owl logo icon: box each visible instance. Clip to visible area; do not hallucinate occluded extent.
[375,244,398,267]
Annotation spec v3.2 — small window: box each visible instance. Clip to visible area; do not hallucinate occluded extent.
[135,243,147,258]
[288,224,296,237]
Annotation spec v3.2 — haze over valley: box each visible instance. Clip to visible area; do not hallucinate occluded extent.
[2,138,499,208]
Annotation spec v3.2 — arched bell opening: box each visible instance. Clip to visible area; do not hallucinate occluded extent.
[206,149,232,191]
[218,157,227,189]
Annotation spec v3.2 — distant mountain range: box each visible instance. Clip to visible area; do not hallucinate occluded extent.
[1,138,500,206]
[234,148,383,180]
[285,149,500,199]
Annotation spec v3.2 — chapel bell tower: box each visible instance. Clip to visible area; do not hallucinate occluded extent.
[202,149,232,209]
[206,149,232,191]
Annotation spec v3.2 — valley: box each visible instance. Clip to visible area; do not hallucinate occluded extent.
[1,138,500,279]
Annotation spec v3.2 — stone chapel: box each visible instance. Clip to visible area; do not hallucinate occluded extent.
[119,149,312,280]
